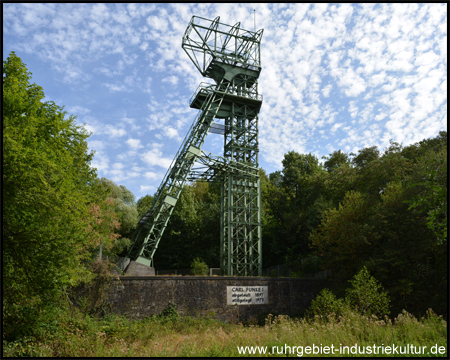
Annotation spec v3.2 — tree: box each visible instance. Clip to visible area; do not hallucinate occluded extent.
[136,194,154,219]
[307,267,391,319]
[310,135,447,317]
[281,151,322,199]
[2,52,102,340]
[309,190,374,279]
[351,146,380,169]
[407,147,447,244]
[97,177,138,239]
[152,181,221,270]
[345,266,390,318]
[322,149,351,172]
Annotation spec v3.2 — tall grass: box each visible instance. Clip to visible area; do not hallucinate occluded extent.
[3,307,446,357]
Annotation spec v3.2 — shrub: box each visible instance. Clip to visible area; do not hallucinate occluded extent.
[307,288,348,318]
[345,266,390,318]
[307,267,391,320]
[190,257,209,276]
[158,302,179,321]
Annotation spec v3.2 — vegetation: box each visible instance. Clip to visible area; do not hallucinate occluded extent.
[2,53,132,342]
[2,52,447,356]
[4,51,101,341]
[2,308,447,357]
[190,257,209,276]
[307,267,390,319]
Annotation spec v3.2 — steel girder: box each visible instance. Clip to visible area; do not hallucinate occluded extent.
[122,16,263,276]
[125,81,227,268]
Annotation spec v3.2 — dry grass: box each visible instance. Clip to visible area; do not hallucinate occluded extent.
[3,309,447,357]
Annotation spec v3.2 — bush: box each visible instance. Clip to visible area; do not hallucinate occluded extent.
[307,267,391,320]
[307,288,348,319]
[158,302,179,321]
[345,266,390,318]
[190,258,209,276]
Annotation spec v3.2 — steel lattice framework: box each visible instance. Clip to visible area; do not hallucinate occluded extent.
[122,16,263,276]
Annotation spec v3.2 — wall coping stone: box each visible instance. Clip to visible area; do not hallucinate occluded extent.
[117,275,338,282]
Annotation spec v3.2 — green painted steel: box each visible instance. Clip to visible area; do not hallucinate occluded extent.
[122,16,263,276]
[125,82,227,267]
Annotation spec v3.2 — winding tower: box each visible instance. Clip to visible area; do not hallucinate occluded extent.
[122,16,263,276]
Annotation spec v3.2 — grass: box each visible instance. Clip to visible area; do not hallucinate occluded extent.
[3,308,447,357]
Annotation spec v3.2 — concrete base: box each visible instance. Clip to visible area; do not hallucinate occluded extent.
[124,260,155,276]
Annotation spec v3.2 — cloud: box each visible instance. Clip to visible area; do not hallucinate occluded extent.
[164,127,180,140]
[104,83,131,92]
[126,138,144,150]
[4,3,446,199]
[141,143,173,169]
[105,125,126,138]
[67,105,91,116]
[90,150,110,173]
[144,171,161,180]
[140,185,155,194]
[162,75,179,85]
[87,140,105,151]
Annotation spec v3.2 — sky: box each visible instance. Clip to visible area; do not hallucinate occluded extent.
[3,3,447,200]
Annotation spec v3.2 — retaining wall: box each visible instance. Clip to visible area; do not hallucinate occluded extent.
[106,276,339,322]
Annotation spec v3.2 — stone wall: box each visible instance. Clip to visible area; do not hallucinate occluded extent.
[106,276,339,322]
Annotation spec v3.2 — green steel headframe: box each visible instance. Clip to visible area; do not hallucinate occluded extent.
[122,16,263,276]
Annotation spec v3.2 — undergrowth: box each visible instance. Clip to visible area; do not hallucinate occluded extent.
[3,307,447,357]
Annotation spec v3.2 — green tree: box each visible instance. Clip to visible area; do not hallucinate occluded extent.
[307,288,347,318]
[310,134,447,317]
[307,267,390,319]
[260,168,286,267]
[281,151,322,199]
[407,148,447,244]
[97,177,138,238]
[136,194,154,219]
[351,145,380,169]
[319,163,359,207]
[345,266,390,318]
[322,149,351,172]
[2,52,103,340]
[153,181,220,270]
[310,190,374,278]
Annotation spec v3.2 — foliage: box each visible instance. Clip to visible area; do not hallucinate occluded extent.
[97,177,138,239]
[307,288,348,318]
[345,266,390,318]
[309,133,447,317]
[281,151,322,199]
[85,197,121,260]
[150,182,220,270]
[351,145,380,169]
[2,52,105,341]
[322,149,351,172]
[136,194,154,219]
[407,147,447,244]
[71,259,118,317]
[307,267,390,320]
[158,302,180,320]
[190,257,209,276]
[2,308,446,357]
[309,190,373,278]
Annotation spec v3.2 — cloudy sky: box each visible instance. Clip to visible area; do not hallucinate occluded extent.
[3,3,447,200]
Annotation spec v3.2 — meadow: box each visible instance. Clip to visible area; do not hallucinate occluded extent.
[3,306,447,357]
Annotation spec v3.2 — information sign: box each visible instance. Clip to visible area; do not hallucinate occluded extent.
[227,286,268,305]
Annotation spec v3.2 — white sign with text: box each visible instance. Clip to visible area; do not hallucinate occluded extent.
[227,286,268,305]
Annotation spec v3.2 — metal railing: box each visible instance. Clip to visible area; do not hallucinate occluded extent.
[155,268,221,276]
